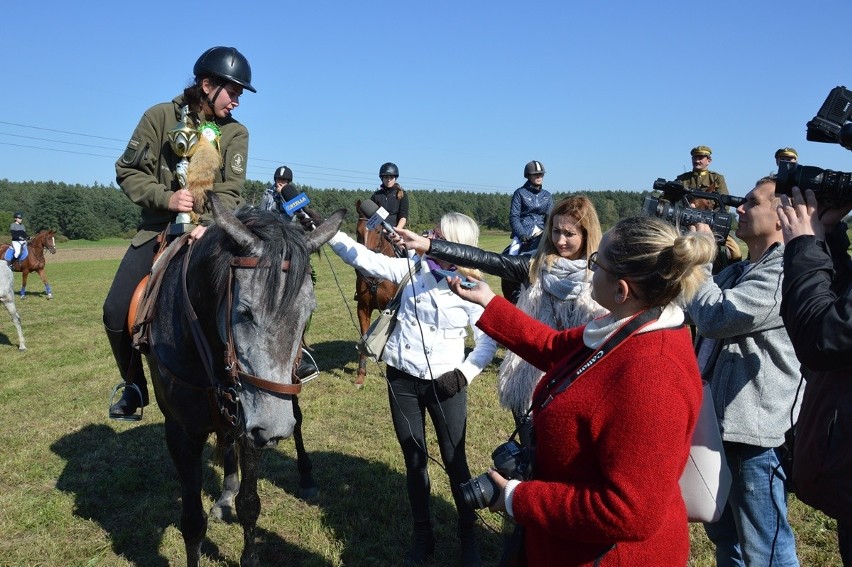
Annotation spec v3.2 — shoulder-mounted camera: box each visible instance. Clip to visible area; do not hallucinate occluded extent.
[642,179,746,244]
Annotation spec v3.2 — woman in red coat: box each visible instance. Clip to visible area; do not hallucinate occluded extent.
[445,217,715,566]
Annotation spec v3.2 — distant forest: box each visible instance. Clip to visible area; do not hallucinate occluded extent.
[0,179,645,242]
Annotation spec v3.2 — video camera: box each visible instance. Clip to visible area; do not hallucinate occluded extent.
[641,179,746,245]
[774,86,852,207]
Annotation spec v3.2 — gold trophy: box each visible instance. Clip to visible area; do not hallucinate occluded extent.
[167,105,199,236]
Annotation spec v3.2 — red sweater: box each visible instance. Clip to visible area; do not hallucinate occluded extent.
[478,297,702,567]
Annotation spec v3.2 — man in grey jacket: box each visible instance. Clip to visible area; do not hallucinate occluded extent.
[687,176,802,566]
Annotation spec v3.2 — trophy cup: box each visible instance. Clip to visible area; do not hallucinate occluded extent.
[167,106,199,237]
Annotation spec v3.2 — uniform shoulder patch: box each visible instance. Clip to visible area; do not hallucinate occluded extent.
[120,139,141,165]
[230,153,245,175]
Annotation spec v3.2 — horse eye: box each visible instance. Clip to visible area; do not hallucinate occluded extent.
[236,304,253,321]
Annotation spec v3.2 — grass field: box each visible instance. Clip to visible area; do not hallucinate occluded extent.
[0,229,842,566]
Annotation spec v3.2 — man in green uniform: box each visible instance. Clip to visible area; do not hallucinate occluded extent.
[675,145,740,271]
[675,145,729,209]
[775,147,798,167]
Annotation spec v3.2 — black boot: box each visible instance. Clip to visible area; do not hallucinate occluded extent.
[106,327,148,419]
[404,520,435,566]
[458,521,481,567]
[296,348,319,382]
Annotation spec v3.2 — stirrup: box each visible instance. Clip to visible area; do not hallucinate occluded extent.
[298,350,320,384]
[108,382,144,422]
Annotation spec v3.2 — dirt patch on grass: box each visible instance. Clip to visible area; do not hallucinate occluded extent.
[50,245,128,263]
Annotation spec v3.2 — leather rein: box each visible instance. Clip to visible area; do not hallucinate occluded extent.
[178,241,304,429]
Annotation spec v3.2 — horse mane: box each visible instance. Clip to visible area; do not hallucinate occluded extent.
[190,207,310,321]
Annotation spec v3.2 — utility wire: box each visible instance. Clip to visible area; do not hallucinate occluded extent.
[0,121,515,192]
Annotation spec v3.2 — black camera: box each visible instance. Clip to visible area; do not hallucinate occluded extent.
[641,179,745,245]
[776,161,852,207]
[460,440,531,510]
[775,86,852,207]
[806,86,852,149]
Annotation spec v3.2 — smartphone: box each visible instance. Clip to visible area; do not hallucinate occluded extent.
[432,268,478,289]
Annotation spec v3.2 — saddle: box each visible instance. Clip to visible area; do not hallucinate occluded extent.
[3,244,28,264]
[128,231,193,353]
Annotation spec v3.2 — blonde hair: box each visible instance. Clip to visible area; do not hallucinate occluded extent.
[439,212,483,280]
[604,217,716,306]
[529,196,602,284]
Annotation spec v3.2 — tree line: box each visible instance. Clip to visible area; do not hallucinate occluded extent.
[0,178,645,242]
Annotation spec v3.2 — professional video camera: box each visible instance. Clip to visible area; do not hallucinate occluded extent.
[460,440,532,510]
[774,86,852,207]
[641,179,746,244]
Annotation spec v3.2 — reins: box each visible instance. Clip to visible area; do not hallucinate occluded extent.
[164,239,305,429]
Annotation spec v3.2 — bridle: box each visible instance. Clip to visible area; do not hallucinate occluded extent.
[179,241,306,430]
[357,216,396,294]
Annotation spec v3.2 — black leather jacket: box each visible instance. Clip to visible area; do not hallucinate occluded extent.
[781,222,852,523]
[428,239,532,285]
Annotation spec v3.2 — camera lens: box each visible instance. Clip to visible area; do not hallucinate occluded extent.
[460,473,499,510]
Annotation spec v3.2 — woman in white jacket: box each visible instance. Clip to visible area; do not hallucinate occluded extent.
[327,211,497,566]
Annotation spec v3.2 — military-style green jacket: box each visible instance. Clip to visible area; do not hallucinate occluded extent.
[116,95,247,246]
[675,169,729,212]
[675,169,728,194]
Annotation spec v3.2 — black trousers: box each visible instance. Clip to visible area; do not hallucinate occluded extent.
[386,365,476,527]
[102,240,158,386]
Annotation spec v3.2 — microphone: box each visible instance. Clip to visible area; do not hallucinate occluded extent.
[359,199,397,236]
[281,185,316,230]
[359,199,405,256]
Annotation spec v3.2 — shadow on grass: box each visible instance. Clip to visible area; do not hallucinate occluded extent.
[51,424,503,566]
[50,423,327,566]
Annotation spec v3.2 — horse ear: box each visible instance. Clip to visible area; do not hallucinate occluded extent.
[210,194,260,252]
[305,209,346,254]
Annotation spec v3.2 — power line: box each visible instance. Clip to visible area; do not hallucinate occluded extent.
[0,120,515,192]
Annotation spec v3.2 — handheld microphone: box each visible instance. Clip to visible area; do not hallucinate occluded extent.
[359,199,397,236]
[360,199,405,256]
[281,185,316,230]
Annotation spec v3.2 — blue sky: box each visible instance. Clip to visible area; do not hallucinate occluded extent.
[4,1,852,197]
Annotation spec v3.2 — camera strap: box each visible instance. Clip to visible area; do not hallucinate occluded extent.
[519,305,663,430]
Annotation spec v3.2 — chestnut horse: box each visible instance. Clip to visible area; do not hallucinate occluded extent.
[0,230,56,299]
[353,199,398,386]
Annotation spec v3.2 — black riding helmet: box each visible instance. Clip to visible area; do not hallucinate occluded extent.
[274,166,293,182]
[379,162,399,179]
[524,160,545,179]
[194,46,256,93]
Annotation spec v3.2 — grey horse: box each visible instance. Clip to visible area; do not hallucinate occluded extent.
[0,264,25,350]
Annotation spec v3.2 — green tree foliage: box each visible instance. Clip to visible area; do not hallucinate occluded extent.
[0,179,651,240]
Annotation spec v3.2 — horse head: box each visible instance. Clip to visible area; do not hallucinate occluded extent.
[44,231,56,254]
[208,196,345,448]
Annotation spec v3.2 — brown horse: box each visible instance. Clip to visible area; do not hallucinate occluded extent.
[0,230,56,299]
[354,199,399,386]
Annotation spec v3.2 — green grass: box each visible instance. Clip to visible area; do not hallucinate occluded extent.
[0,230,842,566]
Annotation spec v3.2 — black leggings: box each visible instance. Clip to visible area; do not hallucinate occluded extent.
[386,365,475,527]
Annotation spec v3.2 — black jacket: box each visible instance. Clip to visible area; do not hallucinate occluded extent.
[781,223,852,523]
[428,239,532,285]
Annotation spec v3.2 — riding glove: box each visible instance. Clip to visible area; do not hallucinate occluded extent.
[433,369,468,400]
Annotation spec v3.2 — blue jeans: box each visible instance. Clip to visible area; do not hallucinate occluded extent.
[704,443,799,566]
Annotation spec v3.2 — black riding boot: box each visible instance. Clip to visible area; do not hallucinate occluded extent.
[296,348,319,382]
[458,521,481,567]
[404,520,435,566]
[106,327,148,419]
